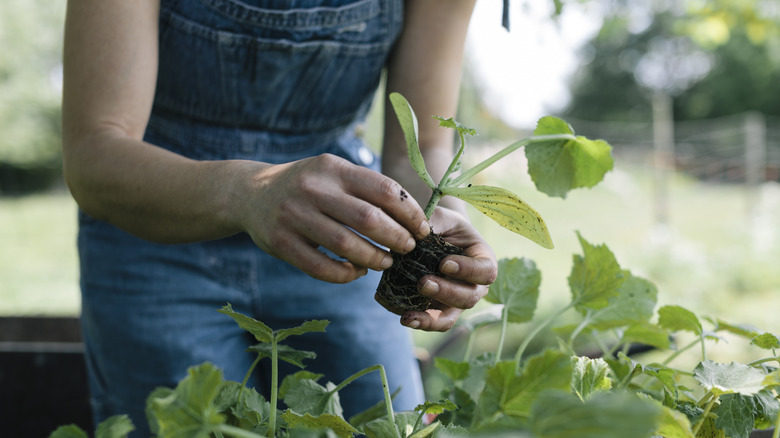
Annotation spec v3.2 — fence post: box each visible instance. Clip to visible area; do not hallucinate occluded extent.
[744,111,766,222]
[652,91,675,226]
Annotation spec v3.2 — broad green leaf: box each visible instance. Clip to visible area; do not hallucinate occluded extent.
[145,387,173,435]
[528,390,662,438]
[641,364,681,399]
[710,319,762,340]
[753,389,780,429]
[712,394,755,438]
[485,257,541,323]
[414,399,458,416]
[434,357,470,382]
[275,320,329,343]
[283,379,342,418]
[280,371,324,399]
[588,272,658,330]
[48,425,89,438]
[695,416,727,438]
[476,350,572,423]
[364,411,417,438]
[281,411,360,438]
[443,185,553,249]
[148,362,226,438]
[652,402,695,438]
[658,305,702,336]
[751,332,780,350]
[218,304,273,343]
[409,421,440,438]
[568,233,624,311]
[213,381,269,431]
[525,116,614,198]
[389,92,435,189]
[247,343,317,369]
[693,360,767,396]
[764,370,780,387]
[570,357,612,401]
[621,322,672,350]
[95,415,135,438]
[436,386,476,429]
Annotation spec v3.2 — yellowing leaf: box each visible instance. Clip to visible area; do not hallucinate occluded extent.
[443,185,553,249]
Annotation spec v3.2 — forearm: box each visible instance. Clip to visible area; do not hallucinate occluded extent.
[63,128,260,243]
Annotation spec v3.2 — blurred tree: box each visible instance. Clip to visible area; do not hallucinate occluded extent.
[561,0,780,122]
[0,0,65,193]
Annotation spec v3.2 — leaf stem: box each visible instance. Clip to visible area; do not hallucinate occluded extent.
[328,364,400,438]
[218,424,266,438]
[449,134,576,188]
[661,337,701,366]
[495,306,510,365]
[691,395,719,436]
[514,302,575,371]
[239,355,262,406]
[747,356,780,367]
[423,189,442,220]
[463,328,477,362]
[267,339,279,438]
[568,309,593,348]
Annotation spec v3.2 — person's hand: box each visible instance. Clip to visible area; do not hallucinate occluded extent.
[400,207,497,332]
[236,153,430,284]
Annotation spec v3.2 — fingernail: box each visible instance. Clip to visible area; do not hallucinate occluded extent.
[419,221,431,237]
[421,279,439,295]
[441,260,459,275]
[407,319,420,329]
[404,237,416,253]
[380,254,393,270]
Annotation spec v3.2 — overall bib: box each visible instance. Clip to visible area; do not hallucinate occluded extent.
[77,0,423,434]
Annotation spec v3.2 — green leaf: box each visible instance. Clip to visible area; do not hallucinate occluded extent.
[693,360,767,396]
[389,92,435,189]
[710,319,762,340]
[364,411,417,438]
[414,399,458,416]
[485,257,541,323]
[48,425,89,438]
[218,304,273,343]
[443,185,553,249]
[764,370,780,387]
[280,371,324,400]
[247,343,317,369]
[283,379,343,418]
[588,272,658,330]
[658,305,702,336]
[147,362,226,438]
[433,116,477,137]
[213,381,269,431]
[712,393,755,438]
[95,415,135,438]
[434,357,470,382]
[476,350,572,424]
[651,402,695,438]
[525,116,614,199]
[436,386,476,428]
[528,390,662,438]
[753,389,780,429]
[275,320,329,343]
[751,332,780,350]
[568,233,624,311]
[281,411,360,438]
[570,357,612,401]
[621,322,672,350]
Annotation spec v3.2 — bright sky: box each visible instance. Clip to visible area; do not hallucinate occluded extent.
[465,1,604,128]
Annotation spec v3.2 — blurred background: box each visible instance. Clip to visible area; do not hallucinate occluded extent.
[2,0,780,433]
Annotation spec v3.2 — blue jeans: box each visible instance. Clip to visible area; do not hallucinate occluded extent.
[78,1,421,436]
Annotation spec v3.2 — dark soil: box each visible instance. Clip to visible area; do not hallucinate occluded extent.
[375,230,466,314]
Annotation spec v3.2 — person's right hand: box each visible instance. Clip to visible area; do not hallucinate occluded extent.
[234,153,431,283]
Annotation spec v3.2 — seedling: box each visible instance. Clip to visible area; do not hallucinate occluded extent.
[375,92,613,314]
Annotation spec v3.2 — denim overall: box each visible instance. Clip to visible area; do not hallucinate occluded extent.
[77,0,423,435]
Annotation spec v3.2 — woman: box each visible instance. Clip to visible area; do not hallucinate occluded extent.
[62,0,497,434]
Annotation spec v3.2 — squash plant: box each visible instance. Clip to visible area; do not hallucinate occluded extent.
[49,97,779,438]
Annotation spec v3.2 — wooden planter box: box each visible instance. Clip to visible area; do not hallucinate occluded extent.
[0,316,92,436]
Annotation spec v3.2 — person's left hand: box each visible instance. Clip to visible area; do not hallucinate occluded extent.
[400,206,497,332]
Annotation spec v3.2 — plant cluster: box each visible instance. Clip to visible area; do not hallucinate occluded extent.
[50,96,780,438]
